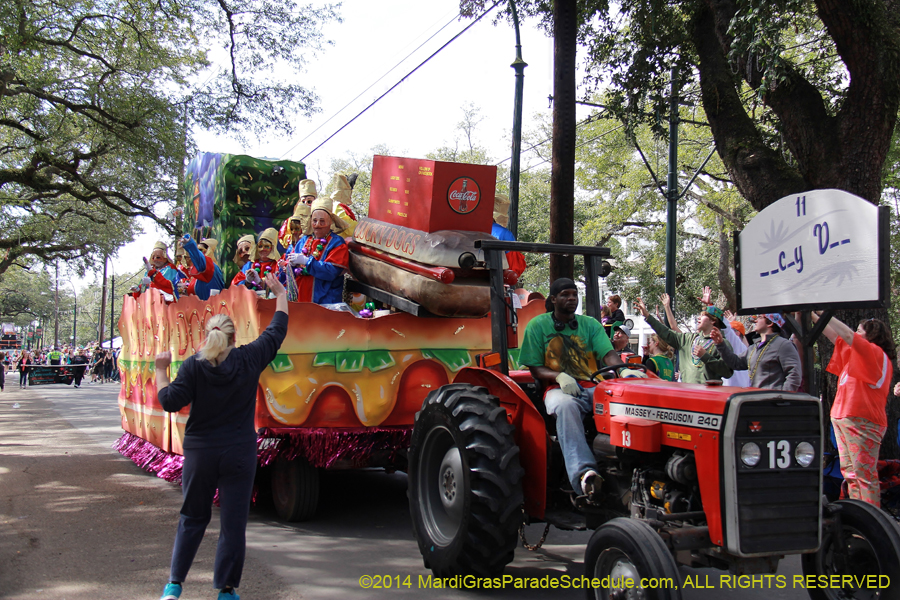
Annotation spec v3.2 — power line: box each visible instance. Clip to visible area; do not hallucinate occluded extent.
[496,110,616,168]
[282,10,461,159]
[299,0,504,162]
[520,124,625,174]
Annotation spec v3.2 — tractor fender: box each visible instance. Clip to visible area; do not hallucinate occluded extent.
[452,367,548,519]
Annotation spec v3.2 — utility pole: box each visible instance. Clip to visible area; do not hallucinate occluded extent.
[664,67,679,327]
[53,261,59,349]
[549,0,577,281]
[507,0,526,238]
[98,256,108,346]
[72,287,77,347]
[109,274,115,348]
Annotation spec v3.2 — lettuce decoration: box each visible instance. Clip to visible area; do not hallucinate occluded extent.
[269,354,295,373]
[421,349,473,372]
[310,349,396,373]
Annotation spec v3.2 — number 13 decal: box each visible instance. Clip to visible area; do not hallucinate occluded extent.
[767,440,790,469]
[621,430,632,447]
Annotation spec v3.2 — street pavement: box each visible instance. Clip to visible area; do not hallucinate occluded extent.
[0,371,809,599]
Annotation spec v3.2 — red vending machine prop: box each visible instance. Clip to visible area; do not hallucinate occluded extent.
[368,155,496,234]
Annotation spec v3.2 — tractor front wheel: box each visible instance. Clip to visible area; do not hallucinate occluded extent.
[408,383,524,577]
[584,518,683,600]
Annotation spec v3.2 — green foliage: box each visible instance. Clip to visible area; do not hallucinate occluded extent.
[324,143,396,219]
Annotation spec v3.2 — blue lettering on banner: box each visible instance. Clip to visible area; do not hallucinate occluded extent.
[758,196,850,279]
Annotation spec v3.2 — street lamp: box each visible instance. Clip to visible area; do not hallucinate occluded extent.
[69,282,78,347]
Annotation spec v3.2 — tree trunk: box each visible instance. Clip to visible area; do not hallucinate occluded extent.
[691,1,900,458]
[716,214,737,310]
[549,0,577,281]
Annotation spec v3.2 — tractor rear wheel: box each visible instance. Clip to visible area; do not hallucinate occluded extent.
[271,456,320,522]
[584,518,683,600]
[408,383,524,577]
[801,499,900,600]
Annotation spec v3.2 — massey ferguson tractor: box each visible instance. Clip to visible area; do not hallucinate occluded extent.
[406,239,900,600]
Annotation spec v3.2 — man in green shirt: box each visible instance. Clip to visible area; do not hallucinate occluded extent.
[48,347,62,366]
[634,297,734,384]
[519,278,630,501]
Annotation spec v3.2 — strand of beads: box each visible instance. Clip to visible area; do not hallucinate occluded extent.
[300,237,328,275]
[246,261,275,291]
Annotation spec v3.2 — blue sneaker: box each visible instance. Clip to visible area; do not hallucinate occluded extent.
[217,590,240,600]
[160,582,182,600]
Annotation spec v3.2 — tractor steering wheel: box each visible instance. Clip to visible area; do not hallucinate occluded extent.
[590,362,649,383]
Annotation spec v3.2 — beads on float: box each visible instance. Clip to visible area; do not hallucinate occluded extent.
[359,309,373,318]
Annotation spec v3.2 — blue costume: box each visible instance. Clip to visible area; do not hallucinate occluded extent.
[182,237,225,300]
[290,233,348,305]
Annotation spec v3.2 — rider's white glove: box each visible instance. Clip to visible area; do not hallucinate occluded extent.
[555,372,581,396]
[141,276,152,286]
[288,253,308,267]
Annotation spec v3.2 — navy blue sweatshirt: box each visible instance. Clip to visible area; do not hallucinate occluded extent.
[159,311,288,449]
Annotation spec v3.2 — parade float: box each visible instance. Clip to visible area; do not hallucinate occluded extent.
[116,155,543,520]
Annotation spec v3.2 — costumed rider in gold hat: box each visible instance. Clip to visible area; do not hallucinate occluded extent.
[176,235,225,300]
[132,241,183,302]
[234,228,282,295]
[285,198,350,304]
[329,173,358,240]
[491,194,527,278]
[280,179,316,251]
[230,234,256,286]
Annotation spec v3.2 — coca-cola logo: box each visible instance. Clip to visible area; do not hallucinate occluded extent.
[446,177,480,214]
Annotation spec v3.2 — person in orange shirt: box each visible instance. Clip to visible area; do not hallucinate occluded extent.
[814,312,896,507]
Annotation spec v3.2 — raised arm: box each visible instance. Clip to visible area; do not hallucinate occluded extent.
[811,311,854,346]
[660,293,681,333]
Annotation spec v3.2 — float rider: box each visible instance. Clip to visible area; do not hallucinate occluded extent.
[177,235,225,300]
[286,198,350,305]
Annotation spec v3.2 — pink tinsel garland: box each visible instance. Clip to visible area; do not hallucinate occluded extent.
[115,426,413,483]
[114,432,184,483]
[256,426,412,469]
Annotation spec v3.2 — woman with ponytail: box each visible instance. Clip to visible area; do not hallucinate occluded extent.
[155,271,288,600]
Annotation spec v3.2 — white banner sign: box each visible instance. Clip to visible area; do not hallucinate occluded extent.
[738,189,881,311]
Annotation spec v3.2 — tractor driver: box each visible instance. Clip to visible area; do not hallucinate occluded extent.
[519,278,632,502]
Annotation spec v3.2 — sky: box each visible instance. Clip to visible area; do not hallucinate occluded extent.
[87,0,597,291]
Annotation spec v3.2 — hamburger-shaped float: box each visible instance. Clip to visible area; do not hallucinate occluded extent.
[349,155,517,317]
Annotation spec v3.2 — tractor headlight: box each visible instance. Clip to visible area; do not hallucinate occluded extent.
[795,442,815,467]
[740,442,761,467]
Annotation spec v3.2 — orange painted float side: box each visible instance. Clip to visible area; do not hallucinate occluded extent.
[118,286,546,457]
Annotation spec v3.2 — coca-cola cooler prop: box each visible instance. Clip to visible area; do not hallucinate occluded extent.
[349,155,516,317]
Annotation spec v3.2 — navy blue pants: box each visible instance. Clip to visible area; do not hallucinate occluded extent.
[169,440,257,589]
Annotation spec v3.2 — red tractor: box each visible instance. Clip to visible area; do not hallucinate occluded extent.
[407,240,900,600]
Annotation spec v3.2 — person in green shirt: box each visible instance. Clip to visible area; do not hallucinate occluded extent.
[519,278,634,501]
[642,334,676,381]
[634,297,734,384]
[48,348,62,366]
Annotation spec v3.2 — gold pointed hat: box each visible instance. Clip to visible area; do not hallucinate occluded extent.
[233,234,256,265]
[493,194,511,228]
[305,197,349,235]
[251,228,282,261]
